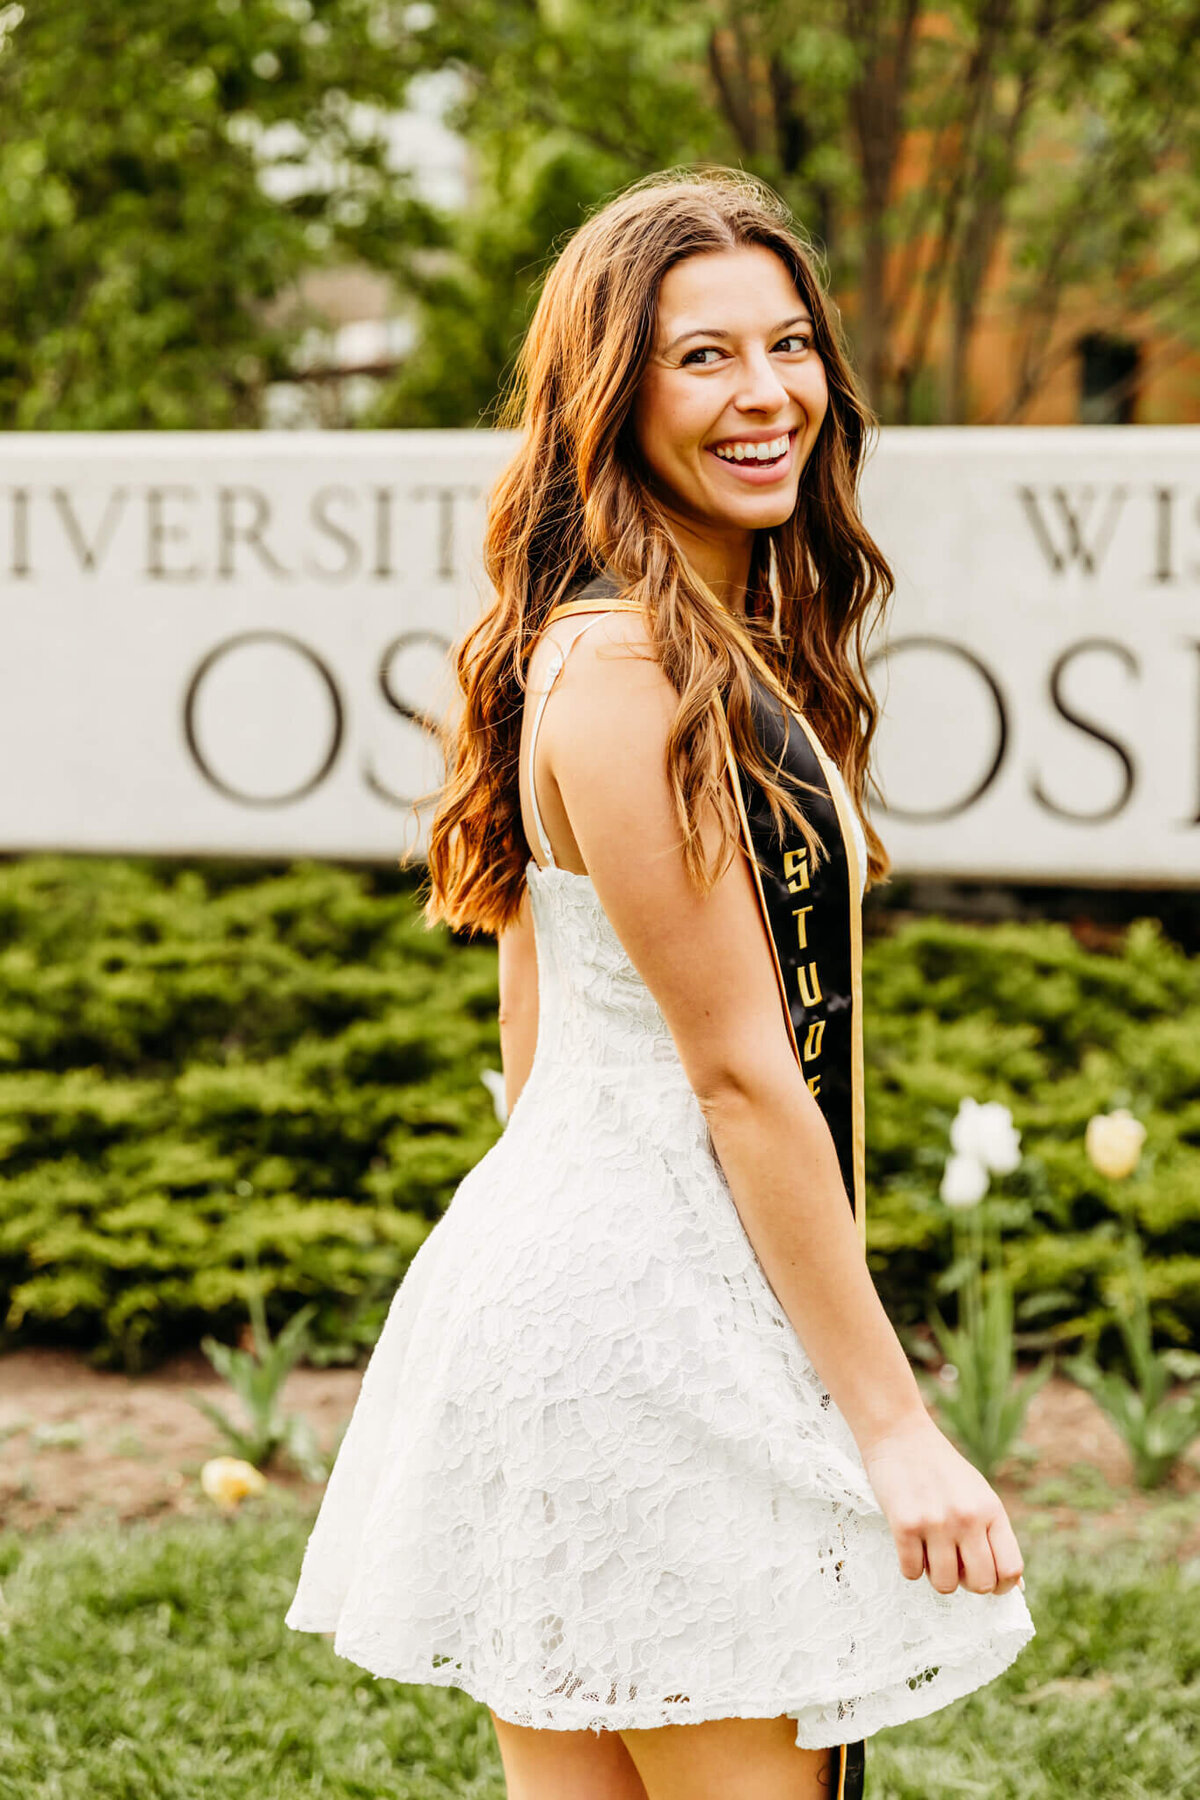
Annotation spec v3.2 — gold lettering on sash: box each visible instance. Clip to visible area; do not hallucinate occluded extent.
[792,905,813,950]
[796,961,822,1008]
[803,1020,826,1061]
[784,848,810,893]
[806,1073,822,1097]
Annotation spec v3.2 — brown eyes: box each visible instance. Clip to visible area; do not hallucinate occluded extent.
[680,336,812,367]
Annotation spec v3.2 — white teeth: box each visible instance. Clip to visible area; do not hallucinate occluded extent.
[713,433,790,463]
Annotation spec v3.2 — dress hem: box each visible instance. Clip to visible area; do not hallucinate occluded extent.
[284,1608,1035,1751]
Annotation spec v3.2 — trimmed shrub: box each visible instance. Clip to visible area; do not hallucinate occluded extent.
[863,914,1200,1357]
[0,858,501,1369]
[1,857,1196,1369]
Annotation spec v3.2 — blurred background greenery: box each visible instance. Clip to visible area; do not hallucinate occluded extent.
[3,0,1198,431]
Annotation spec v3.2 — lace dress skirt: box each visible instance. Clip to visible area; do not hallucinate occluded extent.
[285,858,1034,1747]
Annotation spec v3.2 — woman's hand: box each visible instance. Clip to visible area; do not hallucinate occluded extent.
[860,1416,1025,1598]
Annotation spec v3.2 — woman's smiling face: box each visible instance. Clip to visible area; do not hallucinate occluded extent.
[632,243,828,538]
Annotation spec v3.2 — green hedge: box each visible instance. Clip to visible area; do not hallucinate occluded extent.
[0,858,502,1370]
[863,913,1200,1355]
[0,857,1196,1370]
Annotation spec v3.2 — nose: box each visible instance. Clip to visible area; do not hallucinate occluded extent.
[733,345,790,414]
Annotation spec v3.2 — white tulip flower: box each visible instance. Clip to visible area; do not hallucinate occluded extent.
[480,1067,509,1125]
[1085,1108,1146,1180]
[950,1096,1021,1175]
[940,1151,990,1209]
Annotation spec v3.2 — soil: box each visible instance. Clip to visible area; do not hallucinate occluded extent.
[0,1346,349,1534]
[1,1349,1197,1544]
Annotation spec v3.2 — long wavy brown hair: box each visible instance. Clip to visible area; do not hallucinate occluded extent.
[418,166,894,938]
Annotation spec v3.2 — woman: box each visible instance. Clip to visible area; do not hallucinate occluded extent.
[286,168,1035,1800]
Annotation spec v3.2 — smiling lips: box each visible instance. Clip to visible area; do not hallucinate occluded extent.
[706,428,796,477]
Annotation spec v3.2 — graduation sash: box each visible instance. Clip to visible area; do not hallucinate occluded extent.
[543,573,868,1800]
[717,643,867,1249]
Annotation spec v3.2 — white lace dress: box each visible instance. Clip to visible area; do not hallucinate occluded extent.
[285,619,1035,1749]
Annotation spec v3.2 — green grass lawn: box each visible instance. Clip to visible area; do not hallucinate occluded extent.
[0,1495,1197,1800]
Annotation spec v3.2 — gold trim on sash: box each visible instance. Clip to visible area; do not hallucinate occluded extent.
[541,599,644,622]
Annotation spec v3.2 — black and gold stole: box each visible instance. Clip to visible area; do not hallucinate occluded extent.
[541,574,867,1800]
[717,643,867,1254]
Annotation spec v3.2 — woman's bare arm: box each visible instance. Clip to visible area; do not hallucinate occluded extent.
[498,885,539,1117]
[543,611,1024,1600]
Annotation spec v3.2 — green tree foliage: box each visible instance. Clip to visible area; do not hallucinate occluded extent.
[361,137,625,429]
[370,0,1200,427]
[6,2,1196,428]
[0,0,439,427]
[0,855,1197,1372]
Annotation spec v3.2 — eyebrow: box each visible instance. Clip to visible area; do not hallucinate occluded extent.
[660,313,814,355]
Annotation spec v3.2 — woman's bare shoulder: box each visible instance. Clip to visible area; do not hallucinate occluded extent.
[542,607,796,1100]
[544,605,670,710]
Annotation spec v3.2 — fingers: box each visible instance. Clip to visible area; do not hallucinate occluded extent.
[872,1433,1027,1599]
[904,1508,1024,1598]
[923,1528,960,1596]
[893,1523,926,1583]
[987,1509,1025,1596]
[956,1525,998,1595]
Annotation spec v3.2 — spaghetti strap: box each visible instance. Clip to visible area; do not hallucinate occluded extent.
[526,612,615,870]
